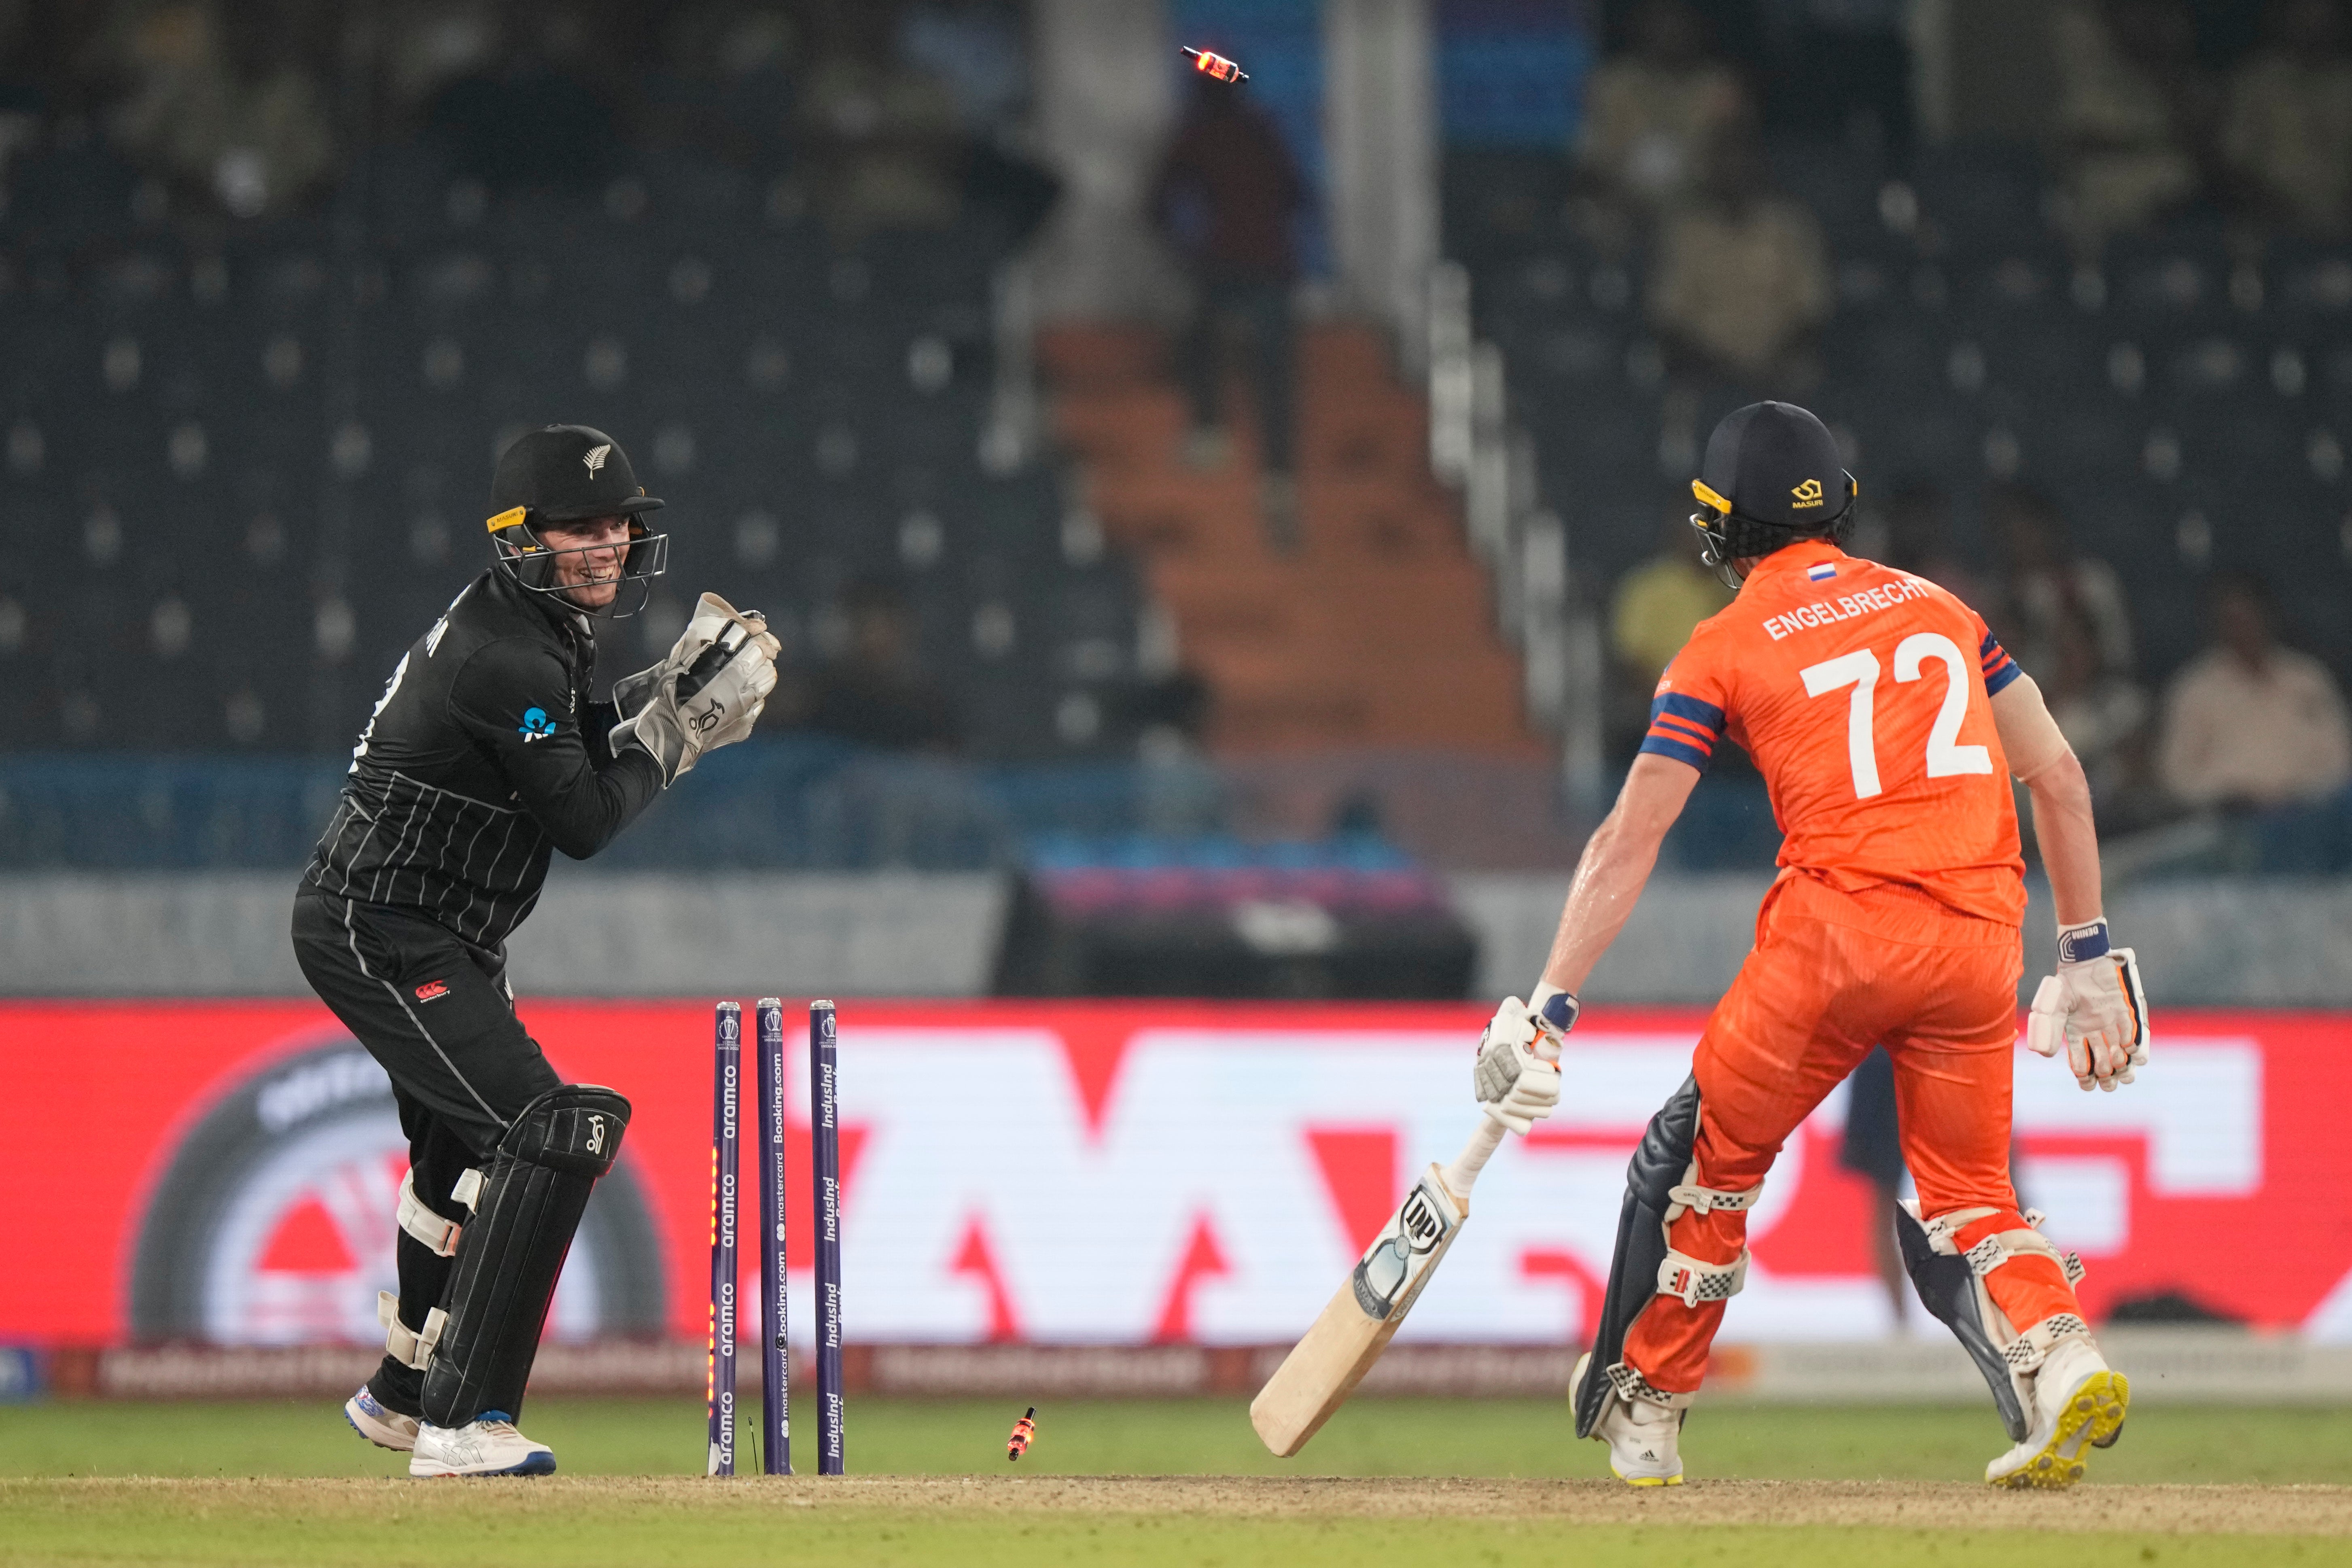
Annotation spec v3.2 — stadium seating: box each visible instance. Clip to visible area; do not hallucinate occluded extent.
[0,135,1149,769]
[1450,140,2352,691]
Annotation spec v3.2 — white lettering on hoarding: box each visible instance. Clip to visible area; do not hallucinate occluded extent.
[781,1028,2260,1346]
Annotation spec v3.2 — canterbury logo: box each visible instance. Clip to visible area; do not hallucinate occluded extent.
[1792,478,1824,508]
[583,443,611,475]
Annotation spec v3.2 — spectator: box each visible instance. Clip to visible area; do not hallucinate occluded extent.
[2219,0,2352,237]
[97,0,337,216]
[2051,0,2214,246]
[381,0,502,121]
[2158,573,2352,812]
[1152,69,1307,544]
[797,1,965,240]
[1576,0,1747,222]
[1987,484,2133,691]
[1647,123,1832,387]
[781,577,959,752]
[1609,514,1731,754]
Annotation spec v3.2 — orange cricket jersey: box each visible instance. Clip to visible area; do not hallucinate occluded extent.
[1643,539,2028,926]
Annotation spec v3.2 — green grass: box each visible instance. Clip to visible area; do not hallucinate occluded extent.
[3,1401,2348,1567]
[4,1484,2346,1568]
[3,1396,2351,1485]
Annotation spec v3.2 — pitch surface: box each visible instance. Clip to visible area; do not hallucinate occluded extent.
[6,1400,2350,1565]
[5,1475,2351,1566]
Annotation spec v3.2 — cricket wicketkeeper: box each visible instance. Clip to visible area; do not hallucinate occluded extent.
[292,424,779,1476]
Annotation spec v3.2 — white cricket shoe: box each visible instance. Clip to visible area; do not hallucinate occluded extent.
[1984,1339,2129,1489]
[1576,1353,1684,1486]
[408,1412,556,1478]
[344,1386,420,1452]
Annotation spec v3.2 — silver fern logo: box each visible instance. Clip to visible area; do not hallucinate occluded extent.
[583,443,611,475]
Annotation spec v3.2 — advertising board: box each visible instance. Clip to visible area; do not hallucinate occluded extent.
[4,1002,2336,1350]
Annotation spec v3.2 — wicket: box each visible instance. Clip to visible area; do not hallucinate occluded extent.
[705,1003,740,1477]
[755,998,790,1475]
[811,998,845,1475]
[707,997,843,1477]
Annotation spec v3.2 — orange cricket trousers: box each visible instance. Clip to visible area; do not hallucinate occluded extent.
[1623,873,2084,1394]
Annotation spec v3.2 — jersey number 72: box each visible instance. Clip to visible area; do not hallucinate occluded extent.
[1800,632,1992,799]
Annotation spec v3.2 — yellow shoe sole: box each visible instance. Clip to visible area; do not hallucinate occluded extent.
[1610,1468,1684,1487]
[1989,1369,2131,1489]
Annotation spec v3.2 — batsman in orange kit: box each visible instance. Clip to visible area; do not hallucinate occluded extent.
[1466,402,2147,1489]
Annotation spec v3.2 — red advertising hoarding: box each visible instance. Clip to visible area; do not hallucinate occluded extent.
[4,1001,2340,1350]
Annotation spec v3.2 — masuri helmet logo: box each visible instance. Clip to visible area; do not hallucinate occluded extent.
[1792,478,1825,507]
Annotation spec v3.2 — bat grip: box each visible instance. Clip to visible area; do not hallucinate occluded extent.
[1441,1115,1509,1203]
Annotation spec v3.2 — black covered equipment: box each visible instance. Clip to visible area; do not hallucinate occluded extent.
[1894,1201,2030,1442]
[1571,1074,1700,1439]
[420,1083,632,1427]
[1687,400,1858,577]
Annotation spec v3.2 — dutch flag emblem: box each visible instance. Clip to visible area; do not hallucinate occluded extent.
[1807,563,1837,582]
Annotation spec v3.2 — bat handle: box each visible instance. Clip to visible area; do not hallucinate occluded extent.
[1441,1115,1509,1203]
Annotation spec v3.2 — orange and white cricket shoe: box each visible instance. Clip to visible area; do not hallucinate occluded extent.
[1576,1352,1685,1486]
[1984,1339,2130,1489]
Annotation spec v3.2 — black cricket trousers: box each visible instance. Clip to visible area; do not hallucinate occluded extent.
[291,887,561,1416]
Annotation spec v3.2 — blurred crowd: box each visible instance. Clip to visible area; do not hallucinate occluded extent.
[1604,474,2352,863]
[1572,0,1833,390]
[0,0,1046,242]
[1570,0,2352,394]
[2055,0,2352,249]
[1561,0,2352,866]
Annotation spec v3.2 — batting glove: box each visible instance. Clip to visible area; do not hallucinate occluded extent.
[2024,919,2149,1093]
[1473,983,1576,1135]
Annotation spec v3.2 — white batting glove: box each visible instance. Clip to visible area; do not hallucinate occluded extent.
[1527,982,1579,1058]
[1472,984,1576,1135]
[2023,919,2149,1093]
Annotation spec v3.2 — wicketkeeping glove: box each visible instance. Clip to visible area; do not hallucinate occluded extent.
[612,593,780,721]
[608,594,780,785]
[1472,983,1577,1135]
[2023,919,2149,1093]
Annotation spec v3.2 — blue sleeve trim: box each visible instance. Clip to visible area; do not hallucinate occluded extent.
[1651,691,1726,735]
[1983,659,2023,696]
[1638,734,1713,773]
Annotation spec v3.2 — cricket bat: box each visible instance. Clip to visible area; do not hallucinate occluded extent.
[1250,1116,1508,1456]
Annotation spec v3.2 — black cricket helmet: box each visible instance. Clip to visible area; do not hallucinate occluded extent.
[486,424,668,615]
[1687,401,1857,586]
